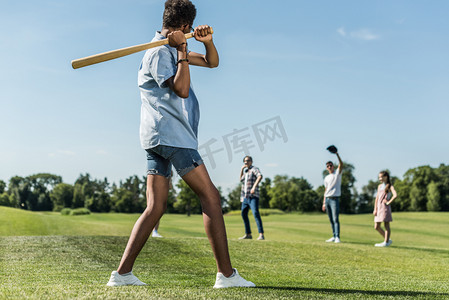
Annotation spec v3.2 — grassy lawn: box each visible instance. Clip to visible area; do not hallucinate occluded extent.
[1,206,449,299]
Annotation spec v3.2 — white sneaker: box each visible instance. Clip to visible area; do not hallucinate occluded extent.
[387,239,393,246]
[213,268,256,288]
[152,231,163,238]
[106,271,146,286]
[326,237,335,243]
[334,237,341,243]
[375,242,388,247]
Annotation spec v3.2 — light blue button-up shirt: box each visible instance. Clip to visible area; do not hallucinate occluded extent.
[138,32,200,150]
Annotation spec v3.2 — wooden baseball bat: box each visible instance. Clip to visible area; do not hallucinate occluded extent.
[71,28,213,69]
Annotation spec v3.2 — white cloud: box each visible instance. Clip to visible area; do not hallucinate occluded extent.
[350,29,380,41]
[337,27,346,37]
[337,27,380,41]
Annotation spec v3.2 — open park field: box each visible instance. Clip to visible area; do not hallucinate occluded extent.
[1,206,448,299]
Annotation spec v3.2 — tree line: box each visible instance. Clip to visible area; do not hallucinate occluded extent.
[1,162,448,214]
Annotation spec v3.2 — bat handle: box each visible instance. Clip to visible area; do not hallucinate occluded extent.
[185,27,214,39]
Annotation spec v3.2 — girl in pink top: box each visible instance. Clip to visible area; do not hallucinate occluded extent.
[373,171,397,247]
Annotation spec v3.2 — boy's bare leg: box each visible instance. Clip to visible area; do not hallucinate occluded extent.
[117,174,169,274]
[182,164,233,277]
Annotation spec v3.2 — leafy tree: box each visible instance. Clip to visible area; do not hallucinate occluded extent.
[75,174,112,212]
[297,189,320,212]
[217,187,227,213]
[50,183,74,211]
[268,175,317,212]
[426,181,442,211]
[111,176,144,213]
[72,183,85,208]
[86,190,111,212]
[0,180,10,207]
[26,173,62,211]
[111,189,136,213]
[404,166,438,211]
[0,193,10,206]
[0,180,6,194]
[226,184,242,212]
[435,164,449,211]
[315,185,325,209]
[259,177,272,209]
[166,178,178,213]
[175,180,200,216]
[8,176,31,210]
[357,179,378,213]
[392,178,411,211]
[268,175,291,211]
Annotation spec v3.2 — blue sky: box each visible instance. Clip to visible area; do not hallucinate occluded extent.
[1,0,448,193]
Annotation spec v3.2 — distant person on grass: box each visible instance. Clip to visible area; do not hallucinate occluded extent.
[239,156,264,240]
[373,171,397,247]
[322,150,343,243]
[151,220,163,238]
[106,0,254,288]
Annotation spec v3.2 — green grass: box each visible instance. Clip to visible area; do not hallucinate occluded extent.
[1,206,449,299]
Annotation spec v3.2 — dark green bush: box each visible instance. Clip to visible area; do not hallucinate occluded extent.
[60,208,71,215]
[70,208,91,216]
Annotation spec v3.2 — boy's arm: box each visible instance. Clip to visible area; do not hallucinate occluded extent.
[188,25,219,68]
[165,31,190,98]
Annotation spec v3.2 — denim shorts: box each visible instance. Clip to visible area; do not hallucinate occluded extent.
[146,145,204,178]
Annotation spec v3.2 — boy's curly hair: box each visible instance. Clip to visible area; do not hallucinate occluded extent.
[163,0,197,29]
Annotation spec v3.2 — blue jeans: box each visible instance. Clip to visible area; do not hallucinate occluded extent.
[326,197,340,238]
[146,145,203,178]
[241,197,264,234]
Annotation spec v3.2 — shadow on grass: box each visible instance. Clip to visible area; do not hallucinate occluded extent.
[256,286,449,297]
[343,240,449,255]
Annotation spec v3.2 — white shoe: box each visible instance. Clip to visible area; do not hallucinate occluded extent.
[375,242,388,247]
[213,268,256,288]
[386,239,393,246]
[152,231,163,238]
[106,271,146,286]
[334,237,341,243]
[326,237,335,243]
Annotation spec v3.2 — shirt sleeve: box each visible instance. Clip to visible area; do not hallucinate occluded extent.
[337,167,343,178]
[148,47,176,88]
[253,167,262,178]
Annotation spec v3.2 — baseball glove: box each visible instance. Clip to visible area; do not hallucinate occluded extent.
[326,145,338,154]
